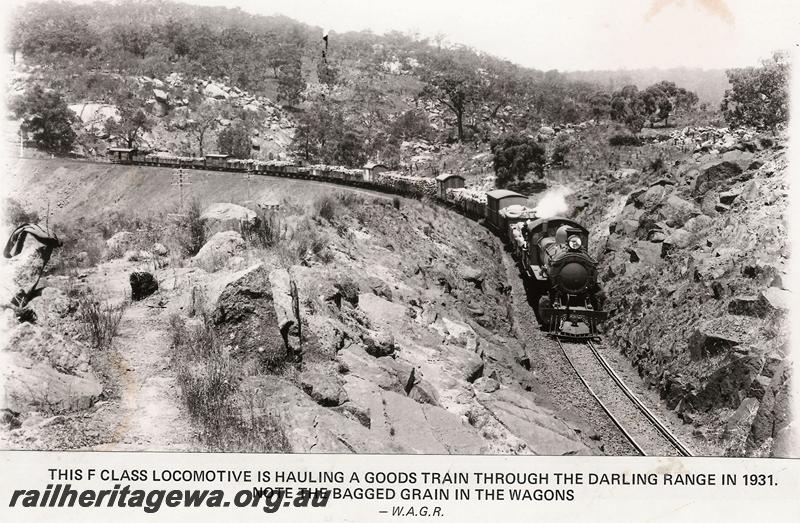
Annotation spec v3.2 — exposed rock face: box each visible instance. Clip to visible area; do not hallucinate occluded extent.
[238,376,399,453]
[579,129,790,457]
[200,203,257,234]
[476,388,589,455]
[212,264,286,367]
[130,272,158,301]
[1,322,102,414]
[193,231,245,269]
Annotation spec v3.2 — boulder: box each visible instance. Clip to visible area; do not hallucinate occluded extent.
[727,295,767,318]
[473,376,500,393]
[363,331,396,357]
[268,268,297,345]
[300,369,347,407]
[193,231,245,269]
[700,191,719,217]
[130,272,158,301]
[203,83,229,100]
[759,287,790,313]
[200,203,257,233]
[719,188,742,205]
[683,215,714,233]
[749,363,792,454]
[238,376,396,453]
[458,265,485,288]
[28,287,75,328]
[739,180,761,202]
[629,240,662,266]
[640,184,669,208]
[362,277,393,301]
[659,194,699,227]
[687,318,744,360]
[152,88,169,102]
[334,279,360,307]
[2,323,101,414]
[1,352,103,414]
[747,375,772,401]
[663,229,693,250]
[692,160,752,196]
[691,352,764,410]
[358,293,407,334]
[723,397,759,440]
[212,264,286,366]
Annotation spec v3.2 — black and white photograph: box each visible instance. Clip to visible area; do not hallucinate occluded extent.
[0,0,796,468]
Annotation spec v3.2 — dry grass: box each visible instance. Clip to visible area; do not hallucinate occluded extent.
[75,292,126,350]
[169,314,291,452]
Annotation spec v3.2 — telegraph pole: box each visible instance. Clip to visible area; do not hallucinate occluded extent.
[246,165,254,201]
[171,167,192,213]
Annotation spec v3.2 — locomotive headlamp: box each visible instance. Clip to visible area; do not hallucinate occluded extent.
[568,236,582,250]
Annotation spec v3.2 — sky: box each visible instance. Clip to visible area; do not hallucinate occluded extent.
[178,0,800,71]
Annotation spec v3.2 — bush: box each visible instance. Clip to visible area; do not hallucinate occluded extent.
[608,133,641,146]
[169,314,290,452]
[75,292,126,350]
[392,196,401,210]
[176,200,205,256]
[5,198,40,227]
[722,53,789,132]
[243,209,285,248]
[314,195,337,223]
[11,85,78,155]
[551,142,570,166]
[490,134,547,187]
[217,122,251,159]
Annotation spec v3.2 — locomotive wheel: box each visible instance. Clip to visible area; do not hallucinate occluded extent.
[537,295,553,327]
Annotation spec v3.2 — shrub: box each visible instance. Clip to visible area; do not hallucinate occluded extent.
[392,196,401,210]
[551,142,570,166]
[336,192,363,209]
[75,292,126,350]
[176,200,205,256]
[243,209,285,248]
[314,195,337,223]
[169,314,290,452]
[5,198,40,227]
[609,133,641,146]
[490,134,547,187]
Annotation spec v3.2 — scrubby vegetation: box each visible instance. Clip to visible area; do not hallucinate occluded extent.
[75,292,126,351]
[169,314,291,452]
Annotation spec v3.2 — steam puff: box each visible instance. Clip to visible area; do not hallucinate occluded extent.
[534,186,574,219]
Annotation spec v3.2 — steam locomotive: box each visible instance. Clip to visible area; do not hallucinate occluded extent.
[107,148,606,339]
[513,216,606,340]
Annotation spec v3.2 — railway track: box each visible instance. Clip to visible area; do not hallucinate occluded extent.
[556,338,693,457]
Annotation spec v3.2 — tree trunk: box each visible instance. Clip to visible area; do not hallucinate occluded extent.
[456,110,464,142]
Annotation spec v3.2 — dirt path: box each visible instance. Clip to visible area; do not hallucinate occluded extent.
[95,301,195,451]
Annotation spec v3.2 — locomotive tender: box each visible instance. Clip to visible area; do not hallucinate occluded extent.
[108,148,605,339]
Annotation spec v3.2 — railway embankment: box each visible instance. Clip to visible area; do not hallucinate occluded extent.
[2,160,592,455]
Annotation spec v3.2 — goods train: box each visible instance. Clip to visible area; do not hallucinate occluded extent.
[108,148,606,339]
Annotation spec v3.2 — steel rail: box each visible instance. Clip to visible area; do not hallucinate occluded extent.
[555,338,646,456]
[586,341,693,457]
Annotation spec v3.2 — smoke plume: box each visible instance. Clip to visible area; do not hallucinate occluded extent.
[534,186,574,219]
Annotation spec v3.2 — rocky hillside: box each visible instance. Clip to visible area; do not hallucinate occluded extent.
[2,165,595,455]
[574,127,793,457]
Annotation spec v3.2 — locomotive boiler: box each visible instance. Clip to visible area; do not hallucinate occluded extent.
[518,217,606,340]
